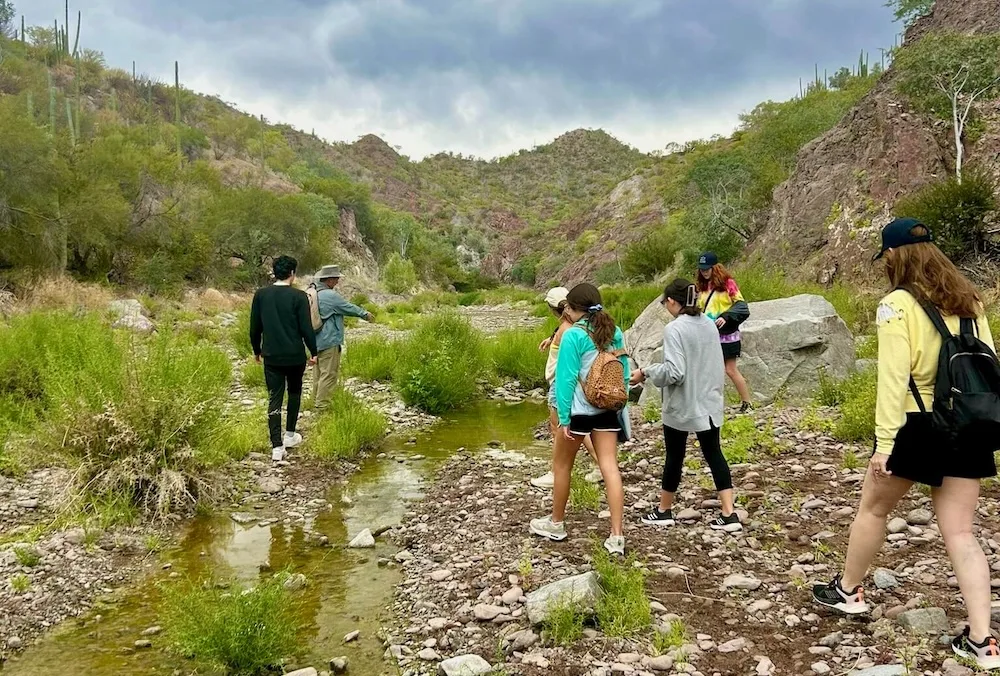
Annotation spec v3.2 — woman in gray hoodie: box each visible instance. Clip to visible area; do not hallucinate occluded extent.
[630,278,741,532]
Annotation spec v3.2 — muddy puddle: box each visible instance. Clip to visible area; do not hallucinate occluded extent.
[2,400,549,675]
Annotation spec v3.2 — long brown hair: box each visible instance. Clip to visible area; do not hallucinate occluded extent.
[566,283,616,351]
[696,264,733,293]
[886,231,982,317]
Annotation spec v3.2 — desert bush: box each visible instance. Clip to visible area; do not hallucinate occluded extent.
[383,253,418,294]
[60,332,233,518]
[487,330,548,389]
[163,574,301,675]
[622,228,679,281]
[341,335,398,382]
[307,389,386,459]
[894,168,998,262]
[593,546,651,637]
[601,284,660,333]
[833,367,878,442]
[394,313,488,413]
[721,416,780,464]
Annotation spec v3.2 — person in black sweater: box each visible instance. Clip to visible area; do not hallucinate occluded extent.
[249,255,318,461]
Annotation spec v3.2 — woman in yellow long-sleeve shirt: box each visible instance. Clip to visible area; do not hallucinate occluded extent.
[813,218,1000,670]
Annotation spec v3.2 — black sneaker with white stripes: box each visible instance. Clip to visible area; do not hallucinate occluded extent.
[812,575,869,615]
[640,508,675,526]
[952,626,1000,670]
[709,512,743,532]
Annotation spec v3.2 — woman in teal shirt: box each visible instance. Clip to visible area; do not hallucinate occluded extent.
[529,283,629,556]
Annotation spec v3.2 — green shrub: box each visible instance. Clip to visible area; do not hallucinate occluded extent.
[394,313,488,413]
[307,389,386,459]
[510,254,540,286]
[342,336,398,382]
[383,253,418,294]
[653,619,688,656]
[13,545,40,567]
[855,335,878,360]
[239,360,266,390]
[721,416,779,463]
[487,330,548,389]
[542,596,587,646]
[833,367,878,442]
[593,546,651,637]
[623,228,679,281]
[163,574,301,675]
[61,332,233,518]
[0,312,124,437]
[642,400,661,424]
[197,406,265,463]
[895,168,998,262]
[569,470,601,511]
[229,308,253,359]
[815,369,845,407]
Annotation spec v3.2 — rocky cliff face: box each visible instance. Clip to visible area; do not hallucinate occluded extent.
[748,0,1000,284]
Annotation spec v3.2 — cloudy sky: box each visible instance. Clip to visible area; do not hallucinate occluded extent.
[23,0,900,159]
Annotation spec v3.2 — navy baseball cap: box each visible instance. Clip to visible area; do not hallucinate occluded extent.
[872,217,933,261]
[698,252,718,270]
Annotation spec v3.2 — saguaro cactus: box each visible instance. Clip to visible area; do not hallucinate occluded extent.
[175,60,182,165]
[65,99,75,146]
[47,71,56,134]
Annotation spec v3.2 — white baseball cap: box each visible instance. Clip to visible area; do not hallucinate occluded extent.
[544,287,570,308]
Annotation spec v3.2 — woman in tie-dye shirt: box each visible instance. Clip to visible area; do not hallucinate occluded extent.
[696,252,753,413]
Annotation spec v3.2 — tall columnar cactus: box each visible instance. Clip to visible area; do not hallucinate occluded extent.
[175,60,182,165]
[65,99,75,147]
[72,10,81,57]
[20,16,25,44]
[109,88,117,113]
[64,0,69,54]
[48,72,56,134]
[74,55,81,140]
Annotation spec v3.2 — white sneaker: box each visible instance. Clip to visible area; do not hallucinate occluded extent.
[271,447,286,462]
[604,535,625,556]
[530,471,554,488]
[529,516,567,541]
[283,431,303,448]
[585,468,603,484]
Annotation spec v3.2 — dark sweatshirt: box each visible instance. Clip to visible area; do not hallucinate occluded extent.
[249,283,318,366]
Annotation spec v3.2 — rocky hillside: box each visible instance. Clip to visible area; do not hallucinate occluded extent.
[749,0,1000,284]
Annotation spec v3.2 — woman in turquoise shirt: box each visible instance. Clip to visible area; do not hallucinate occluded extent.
[529,283,629,556]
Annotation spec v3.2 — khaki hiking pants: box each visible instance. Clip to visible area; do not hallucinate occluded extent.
[313,345,342,409]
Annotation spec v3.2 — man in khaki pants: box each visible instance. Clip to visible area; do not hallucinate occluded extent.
[311,265,374,410]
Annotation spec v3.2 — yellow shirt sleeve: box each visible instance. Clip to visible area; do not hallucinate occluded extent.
[874,293,912,455]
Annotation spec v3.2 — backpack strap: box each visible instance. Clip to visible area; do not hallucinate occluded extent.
[908,376,927,415]
[959,317,977,337]
[915,299,954,342]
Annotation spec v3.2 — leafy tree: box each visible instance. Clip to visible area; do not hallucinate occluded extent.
[828,67,853,90]
[885,0,934,27]
[0,1,14,37]
[510,253,540,286]
[622,226,679,281]
[894,32,1000,182]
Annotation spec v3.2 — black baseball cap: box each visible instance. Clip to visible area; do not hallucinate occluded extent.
[872,217,933,261]
[697,252,718,270]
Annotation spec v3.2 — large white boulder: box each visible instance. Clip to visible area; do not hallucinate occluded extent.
[624,294,854,405]
[525,571,602,625]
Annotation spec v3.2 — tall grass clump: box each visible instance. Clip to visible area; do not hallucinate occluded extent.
[569,469,601,510]
[0,312,124,440]
[163,575,301,675]
[593,546,651,637]
[394,313,488,414]
[60,332,234,518]
[832,367,877,442]
[341,335,398,382]
[542,596,587,646]
[601,285,660,332]
[229,308,253,359]
[487,329,548,389]
[307,389,386,459]
[239,360,266,390]
[720,416,780,464]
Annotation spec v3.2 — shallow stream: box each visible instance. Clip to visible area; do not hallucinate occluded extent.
[2,401,549,675]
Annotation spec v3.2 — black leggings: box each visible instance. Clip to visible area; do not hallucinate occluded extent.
[264,362,306,448]
[661,424,732,493]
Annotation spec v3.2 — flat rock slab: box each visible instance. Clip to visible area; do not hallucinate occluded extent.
[439,654,493,676]
[896,607,948,634]
[525,571,602,625]
[849,667,906,676]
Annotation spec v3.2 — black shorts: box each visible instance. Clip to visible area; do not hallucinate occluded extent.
[721,340,742,360]
[876,413,997,487]
[569,411,620,436]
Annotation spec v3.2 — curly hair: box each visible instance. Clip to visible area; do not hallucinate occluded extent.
[695,264,734,293]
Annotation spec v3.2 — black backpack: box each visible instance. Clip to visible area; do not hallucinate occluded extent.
[909,299,1000,452]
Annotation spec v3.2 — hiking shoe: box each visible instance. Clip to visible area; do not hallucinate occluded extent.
[530,471,554,489]
[812,575,869,615]
[529,516,567,541]
[584,468,603,484]
[271,447,286,462]
[640,508,675,526]
[710,513,743,532]
[739,401,754,414]
[604,535,625,556]
[952,626,1000,670]
[283,431,303,448]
